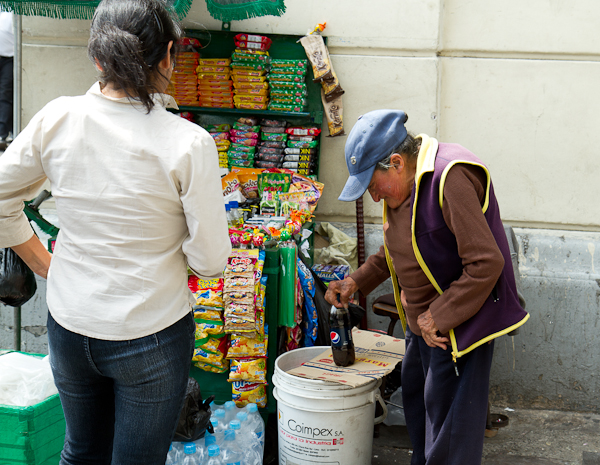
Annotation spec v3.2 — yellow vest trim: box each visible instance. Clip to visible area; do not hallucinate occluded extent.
[382,201,407,334]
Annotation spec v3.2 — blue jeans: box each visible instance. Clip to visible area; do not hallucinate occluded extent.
[47,311,195,465]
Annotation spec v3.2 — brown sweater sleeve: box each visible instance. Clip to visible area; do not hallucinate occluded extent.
[429,164,505,334]
[350,243,392,296]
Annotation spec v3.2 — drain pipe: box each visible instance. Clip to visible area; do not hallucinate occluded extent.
[13,13,22,351]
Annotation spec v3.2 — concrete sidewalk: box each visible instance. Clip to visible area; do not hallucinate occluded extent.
[372,406,600,465]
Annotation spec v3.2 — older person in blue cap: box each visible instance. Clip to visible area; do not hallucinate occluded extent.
[325,110,528,465]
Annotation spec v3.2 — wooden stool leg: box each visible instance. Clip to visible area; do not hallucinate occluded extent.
[387,318,397,337]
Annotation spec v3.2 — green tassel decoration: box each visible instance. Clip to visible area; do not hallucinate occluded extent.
[205,0,286,22]
[0,0,194,20]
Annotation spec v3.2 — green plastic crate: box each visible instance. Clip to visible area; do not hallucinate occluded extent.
[0,353,65,465]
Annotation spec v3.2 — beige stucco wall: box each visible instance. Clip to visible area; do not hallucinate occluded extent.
[17,0,600,229]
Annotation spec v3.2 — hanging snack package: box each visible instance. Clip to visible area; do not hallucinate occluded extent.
[226,249,259,274]
[228,359,267,384]
[190,278,224,308]
[195,318,225,336]
[195,359,230,374]
[193,305,223,321]
[196,333,228,355]
[231,381,267,408]
[299,33,333,82]
[320,88,345,137]
[227,333,268,359]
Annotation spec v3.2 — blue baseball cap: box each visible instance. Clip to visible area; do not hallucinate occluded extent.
[338,110,409,202]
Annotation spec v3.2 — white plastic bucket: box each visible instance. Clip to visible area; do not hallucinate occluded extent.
[273,346,387,465]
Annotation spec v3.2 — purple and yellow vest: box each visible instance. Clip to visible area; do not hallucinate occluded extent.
[384,137,529,361]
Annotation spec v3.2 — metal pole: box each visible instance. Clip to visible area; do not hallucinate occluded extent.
[13,13,21,137]
[355,197,368,329]
[12,14,22,351]
[14,306,21,351]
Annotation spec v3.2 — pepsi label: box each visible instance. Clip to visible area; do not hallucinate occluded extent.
[330,327,352,348]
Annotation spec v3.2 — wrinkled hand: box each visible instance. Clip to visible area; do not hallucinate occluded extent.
[417,310,449,350]
[325,277,358,308]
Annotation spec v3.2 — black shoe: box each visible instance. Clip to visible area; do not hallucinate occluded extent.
[0,138,7,151]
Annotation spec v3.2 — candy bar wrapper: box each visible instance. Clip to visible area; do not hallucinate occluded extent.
[321,88,345,137]
[299,33,333,82]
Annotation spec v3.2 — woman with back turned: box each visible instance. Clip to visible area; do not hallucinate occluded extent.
[0,0,231,463]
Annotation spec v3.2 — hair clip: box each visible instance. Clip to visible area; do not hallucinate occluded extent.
[153,10,163,34]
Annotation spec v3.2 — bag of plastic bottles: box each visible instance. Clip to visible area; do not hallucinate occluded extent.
[173,377,215,442]
[0,247,37,307]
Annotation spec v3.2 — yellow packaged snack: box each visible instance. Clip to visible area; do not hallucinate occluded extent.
[196,318,224,336]
[189,277,224,308]
[195,359,229,374]
[193,306,222,321]
[226,334,268,359]
[232,381,267,408]
[192,347,224,364]
[228,359,267,384]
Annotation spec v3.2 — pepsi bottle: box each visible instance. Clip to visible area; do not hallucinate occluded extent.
[329,304,355,367]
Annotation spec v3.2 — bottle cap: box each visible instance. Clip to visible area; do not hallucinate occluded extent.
[215,408,226,419]
[225,400,236,410]
[208,444,220,457]
[169,444,172,451]
[224,429,236,441]
[236,411,248,422]
[229,419,241,430]
[246,403,258,413]
[205,434,216,446]
[184,443,196,454]
[210,418,218,428]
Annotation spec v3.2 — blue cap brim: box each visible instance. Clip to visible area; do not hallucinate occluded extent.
[338,164,376,202]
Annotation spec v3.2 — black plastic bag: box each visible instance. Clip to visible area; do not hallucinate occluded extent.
[305,262,365,346]
[0,247,37,307]
[173,378,214,442]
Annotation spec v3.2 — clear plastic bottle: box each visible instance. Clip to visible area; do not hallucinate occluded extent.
[182,442,200,465]
[206,445,224,465]
[193,436,208,465]
[233,413,262,465]
[205,433,217,449]
[166,443,182,465]
[225,203,233,228]
[221,429,243,465]
[210,418,224,447]
[245,403,266,453]
[223,401,238,424]
[229,201,242,227]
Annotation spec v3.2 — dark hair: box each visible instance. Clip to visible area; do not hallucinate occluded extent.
[88,0,181,113]
[375,132,421,171]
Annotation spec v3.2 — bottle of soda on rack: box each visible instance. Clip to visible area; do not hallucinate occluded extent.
[329,298,355,367]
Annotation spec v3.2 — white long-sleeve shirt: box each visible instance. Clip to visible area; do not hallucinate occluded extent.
[0,82,231,340]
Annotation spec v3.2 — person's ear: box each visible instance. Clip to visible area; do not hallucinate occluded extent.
[390,153,404,171]
[94,58,103,72]
[158,41,174,71]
